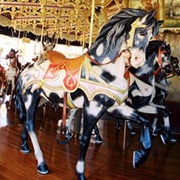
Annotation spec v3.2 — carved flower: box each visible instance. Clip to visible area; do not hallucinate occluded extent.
[130,48,145,68]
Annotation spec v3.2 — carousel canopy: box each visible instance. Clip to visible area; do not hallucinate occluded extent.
[0,0,127,44]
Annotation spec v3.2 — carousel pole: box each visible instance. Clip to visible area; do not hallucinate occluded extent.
[40,0,46,53]
[17,30,21,49]
[88,0,95,49]
[40,25,44,53]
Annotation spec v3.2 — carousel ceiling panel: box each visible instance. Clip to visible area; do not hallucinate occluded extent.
[0,0,126,43]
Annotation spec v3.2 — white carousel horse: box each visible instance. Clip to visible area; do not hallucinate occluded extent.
[15,8,162,179]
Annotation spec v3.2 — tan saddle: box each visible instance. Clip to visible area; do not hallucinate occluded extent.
[46,50,85,71]
[43,50,85,92]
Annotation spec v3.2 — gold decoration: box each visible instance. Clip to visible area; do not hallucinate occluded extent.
[0,0,125,43]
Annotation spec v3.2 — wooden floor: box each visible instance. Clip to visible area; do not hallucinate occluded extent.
[0,100,180,180]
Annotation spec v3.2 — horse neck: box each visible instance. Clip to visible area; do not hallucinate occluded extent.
[155,71,168,87]
[129,52,157,85]
[9,56,18,66]
[90,55,127,88]
[88,35,126,64]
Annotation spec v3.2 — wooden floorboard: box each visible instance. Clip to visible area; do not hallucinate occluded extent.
[0,102,179,180]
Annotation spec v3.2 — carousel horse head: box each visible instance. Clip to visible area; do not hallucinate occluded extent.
[165,56,180,77]
[151,41,180,78]
[88,8,163,66]
[42,32,56,52]
[5,48,18,59]
[5,48,22,71]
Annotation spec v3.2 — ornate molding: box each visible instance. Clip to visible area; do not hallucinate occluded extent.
[160,27,180,34]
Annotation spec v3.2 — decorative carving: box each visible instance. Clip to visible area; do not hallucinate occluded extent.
[1,0,180,42]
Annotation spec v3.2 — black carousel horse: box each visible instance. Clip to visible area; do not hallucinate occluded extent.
[15,8,162,179]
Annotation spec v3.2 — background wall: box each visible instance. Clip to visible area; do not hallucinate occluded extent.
[163,31,180,102]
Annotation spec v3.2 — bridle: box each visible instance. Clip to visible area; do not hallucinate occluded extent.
[154,46,170,75]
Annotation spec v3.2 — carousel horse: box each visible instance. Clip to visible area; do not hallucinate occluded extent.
[151,55,180,144]
[124,40,177,144]
[0,64,7,99]
[15,8,162,179]
[69,40,179,145]
[5,48,22,107]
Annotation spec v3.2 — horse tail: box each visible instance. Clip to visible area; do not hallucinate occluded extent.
[15,76,27,123]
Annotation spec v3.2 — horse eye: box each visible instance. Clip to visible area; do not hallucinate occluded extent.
[139,31,147,36]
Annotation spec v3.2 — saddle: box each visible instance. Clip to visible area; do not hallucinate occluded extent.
[43,50,85,91]
[46,50,85,71]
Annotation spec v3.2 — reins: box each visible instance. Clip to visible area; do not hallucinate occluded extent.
[154,46,166,75]
[85,50,124,65]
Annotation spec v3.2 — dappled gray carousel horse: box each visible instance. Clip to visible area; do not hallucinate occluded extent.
[15,8,162,179]
[152,55,180,144]
[68,40,180,145]
[125,40,179,144]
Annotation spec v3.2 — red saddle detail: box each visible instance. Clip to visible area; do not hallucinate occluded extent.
[43,51,85,91]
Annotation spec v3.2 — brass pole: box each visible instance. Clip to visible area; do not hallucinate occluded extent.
[89,0,95,49]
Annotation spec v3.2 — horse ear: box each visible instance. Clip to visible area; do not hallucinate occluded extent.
[146,10,155,22]
[140,10,155,24]
[51,32,56,45]
[167,44,171,53]
[52,32,56,41]
[158,20,164,27]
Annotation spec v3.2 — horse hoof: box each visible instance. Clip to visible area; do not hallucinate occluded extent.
[20,145,30,154]
[170,137,177,143]
[133,148,151,168]
[95,135,103,144]
[152,125,163,136]
[130,129,136,135]
[160,132,169,145]
[65,132,72,139]
[76,172,87,180]
[115,124,121,131]
[37,163,49,175]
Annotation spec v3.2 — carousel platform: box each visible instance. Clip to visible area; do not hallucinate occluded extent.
[0,99,179,179]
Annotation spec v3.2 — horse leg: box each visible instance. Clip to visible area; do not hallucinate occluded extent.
[8,77,15,108]
[22,93,49,174]
[115,119,122,130]
[20,124,30,153]
[65,109,78,139]
[76,121,95,179]
[133,120,151,168]
[108,104,152,168]
[94,124,103,144]
[160,108,177,144]
[126,120,136,135]
[152,115,160,136]
[75,103,106,179]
